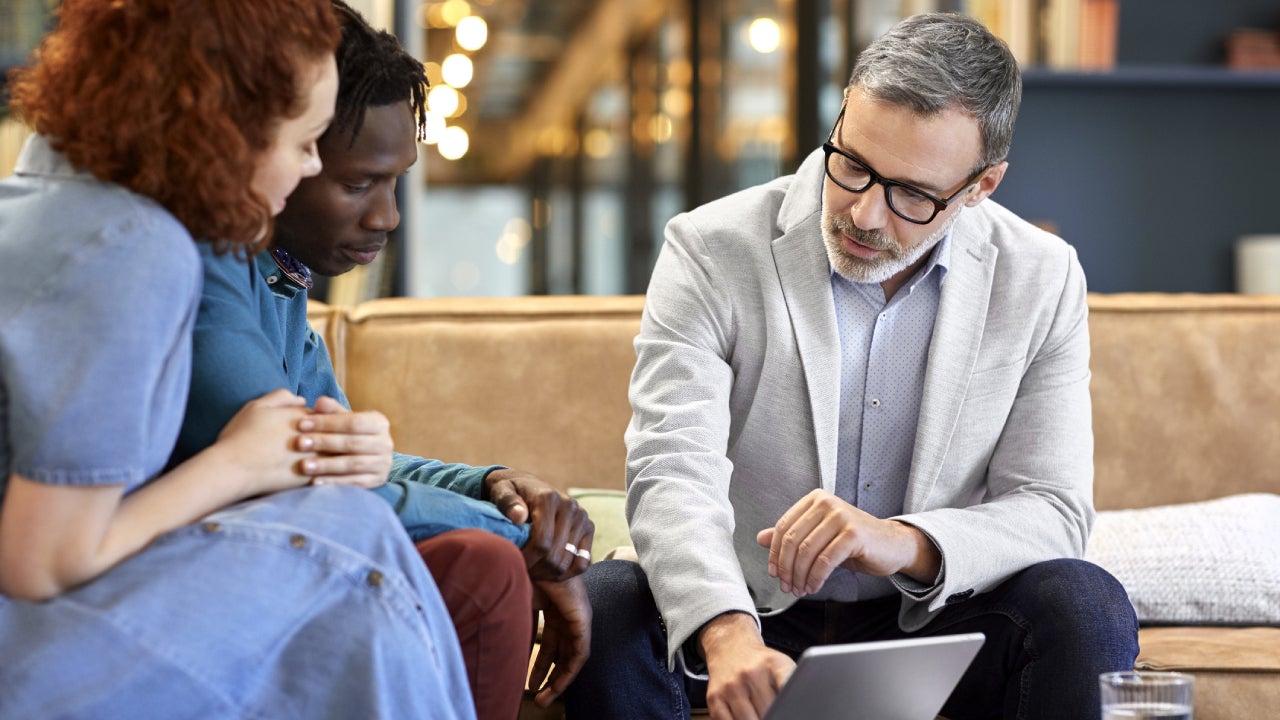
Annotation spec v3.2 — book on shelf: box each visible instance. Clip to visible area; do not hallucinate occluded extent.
[1040,0,1080,70]
[1226,28,1280,70]
[962,0,1119,71]
[860,0,1120,72]
[963,0,1039,66]
[1077,0,1119,70]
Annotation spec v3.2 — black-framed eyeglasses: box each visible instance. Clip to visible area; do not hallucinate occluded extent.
[823,106,989,225]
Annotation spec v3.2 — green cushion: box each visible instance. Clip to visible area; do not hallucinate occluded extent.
[568,488,630,562]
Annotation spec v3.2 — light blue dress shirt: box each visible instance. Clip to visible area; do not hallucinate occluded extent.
[814,234,951,601]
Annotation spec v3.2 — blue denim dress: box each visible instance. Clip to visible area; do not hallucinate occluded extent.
[0,136,475,719]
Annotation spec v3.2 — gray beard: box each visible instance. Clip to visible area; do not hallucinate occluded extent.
[820,207,962,284]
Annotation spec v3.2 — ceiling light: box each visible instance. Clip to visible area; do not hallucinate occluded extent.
[441,54,474,88]
[440,0,471,27]
[421,112,447,145]
[438,126,470,160]
[748,18,781,54]
[456,15,488,51]
[427,85,460,117]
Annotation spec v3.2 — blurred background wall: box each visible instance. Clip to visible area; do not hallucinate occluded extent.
[4,1,1279,299]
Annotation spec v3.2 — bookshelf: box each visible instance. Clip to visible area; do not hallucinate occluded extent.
[987,1,1280,292]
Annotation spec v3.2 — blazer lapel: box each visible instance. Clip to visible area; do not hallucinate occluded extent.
[772,150,841,492]
[904,213,998,511]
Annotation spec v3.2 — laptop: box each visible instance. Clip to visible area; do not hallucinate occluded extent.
[762,633,985,720]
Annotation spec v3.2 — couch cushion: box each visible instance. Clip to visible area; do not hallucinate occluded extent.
[568,488,630,561]
[334,296,643,495]
[1085,494,1280,624]
[1088,294,1280,511]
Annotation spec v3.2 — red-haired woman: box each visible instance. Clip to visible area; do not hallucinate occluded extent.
[0,1,472,716]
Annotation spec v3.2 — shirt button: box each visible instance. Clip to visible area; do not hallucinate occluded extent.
[266,275,279,285]
[864,482,873,490]
[290,534,307,549]
[870,398,881,407]
[202,521,221,533]
[366,570,384,588]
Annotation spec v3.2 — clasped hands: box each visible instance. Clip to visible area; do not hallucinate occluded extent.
[215,390,393,496]
[239,391,596,583]
[282,394,600,581]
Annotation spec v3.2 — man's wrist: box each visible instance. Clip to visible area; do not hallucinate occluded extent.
[697,610,759,661]
[892,520,942,584]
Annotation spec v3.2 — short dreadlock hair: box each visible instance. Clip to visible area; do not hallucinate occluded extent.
[329,0,429,145]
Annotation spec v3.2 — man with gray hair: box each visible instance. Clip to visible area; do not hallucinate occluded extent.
[565,12,1137,720]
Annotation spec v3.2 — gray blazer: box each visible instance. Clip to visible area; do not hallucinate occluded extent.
[625,149,1094,668]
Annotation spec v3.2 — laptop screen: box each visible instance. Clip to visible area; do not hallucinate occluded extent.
[762,633,985,720]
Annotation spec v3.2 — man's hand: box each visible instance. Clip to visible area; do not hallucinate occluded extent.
[526,575,592,708]
[292,395,394,488]
[700,612,794,720]
[756,489,940,598]
[483,468,594,581]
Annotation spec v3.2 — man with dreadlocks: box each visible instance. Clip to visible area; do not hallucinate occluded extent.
[171,3,592,718]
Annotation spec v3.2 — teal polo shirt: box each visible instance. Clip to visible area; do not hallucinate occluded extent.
[174,245,528,545]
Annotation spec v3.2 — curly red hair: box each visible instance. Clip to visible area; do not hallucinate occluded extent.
[7,0,340,253]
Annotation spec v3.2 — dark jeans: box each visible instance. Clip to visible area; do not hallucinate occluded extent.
[563,558,1138,720]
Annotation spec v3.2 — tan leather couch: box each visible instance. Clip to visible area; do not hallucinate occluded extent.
[309,293,1280,720]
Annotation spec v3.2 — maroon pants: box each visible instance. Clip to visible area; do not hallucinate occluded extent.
[416,529,533,720]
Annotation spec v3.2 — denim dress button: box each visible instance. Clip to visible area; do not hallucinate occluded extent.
[290,534,307,548]
[202,521,221,533]
[366,570,384,587]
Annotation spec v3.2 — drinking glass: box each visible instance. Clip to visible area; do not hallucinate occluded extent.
[1099,671,1194,720]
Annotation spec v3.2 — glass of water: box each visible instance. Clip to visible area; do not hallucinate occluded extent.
[1099,671,1194,719]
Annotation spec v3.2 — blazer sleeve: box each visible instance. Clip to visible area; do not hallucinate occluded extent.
[625,213,760,670]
